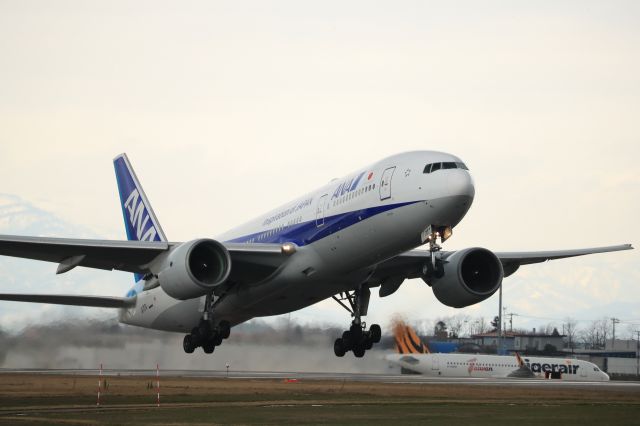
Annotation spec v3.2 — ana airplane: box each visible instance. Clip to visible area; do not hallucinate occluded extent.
[0,152,633,358]
[387,321,610,381]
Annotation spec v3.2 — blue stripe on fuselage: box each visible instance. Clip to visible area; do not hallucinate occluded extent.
[125,201,421,297]
[225,201,421,246]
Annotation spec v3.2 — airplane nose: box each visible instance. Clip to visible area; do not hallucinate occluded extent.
[447,170,475,199]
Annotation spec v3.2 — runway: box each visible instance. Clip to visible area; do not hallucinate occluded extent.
[2,368,639,389]
[1,369,638,424]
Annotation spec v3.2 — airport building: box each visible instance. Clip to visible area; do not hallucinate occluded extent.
[470,328,566,353]
[565,339,640,377]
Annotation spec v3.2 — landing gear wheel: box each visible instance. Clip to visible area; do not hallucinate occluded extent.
[197,322,211,341]
[334,338,346,357]
[369,324,381,343]
[183,335,196,354]
[202,341,215,354]
[353,345,366,358]
[219,320,231,339]
[364,338,373,350]
[341,330,353,349]
[213,335,223,346]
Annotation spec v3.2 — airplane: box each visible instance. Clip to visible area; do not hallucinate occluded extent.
[0,151,633,358]
[386,321,610,381]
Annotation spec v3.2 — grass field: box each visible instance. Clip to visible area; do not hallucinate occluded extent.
[1,374,639,425]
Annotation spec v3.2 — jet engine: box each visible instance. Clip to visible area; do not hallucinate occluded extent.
[157,239,231,300]
[425,247,503,308]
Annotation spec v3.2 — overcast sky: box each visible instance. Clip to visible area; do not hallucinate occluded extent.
[0,1,639,337]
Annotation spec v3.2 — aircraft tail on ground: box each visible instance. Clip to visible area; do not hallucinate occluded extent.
[393,320,430,354]
[515,352,525,367]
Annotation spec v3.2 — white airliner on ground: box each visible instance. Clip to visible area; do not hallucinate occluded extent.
[387,322,609,381]
[0,152,633,357]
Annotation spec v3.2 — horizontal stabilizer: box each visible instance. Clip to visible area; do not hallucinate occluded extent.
[0,293,135,308]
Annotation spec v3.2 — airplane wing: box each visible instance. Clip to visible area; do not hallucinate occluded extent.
[0,234,169,274]
[371,244,634,293]
[492,244,633,276]
[0,234,290,287]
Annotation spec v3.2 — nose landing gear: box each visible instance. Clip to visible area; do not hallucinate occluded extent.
[421,226,447,284]
[332,286,381,358]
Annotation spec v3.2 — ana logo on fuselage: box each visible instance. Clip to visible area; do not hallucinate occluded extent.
[331,172,366,200]
[124,189,157,241]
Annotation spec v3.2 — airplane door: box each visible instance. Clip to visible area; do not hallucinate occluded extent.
[315,194,328,227]
[379,167,396,201]
[579,363,587,378]
[431,355,440,371]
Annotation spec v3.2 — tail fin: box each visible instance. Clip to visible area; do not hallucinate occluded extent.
[515,352,525,367]
[393,320,430,354]
[114,154,167,282]
[113,153,167,244]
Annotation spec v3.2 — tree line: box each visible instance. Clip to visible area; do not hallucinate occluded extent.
[406,314,640,350]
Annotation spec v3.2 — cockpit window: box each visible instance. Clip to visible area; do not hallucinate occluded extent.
[423,161,468,173]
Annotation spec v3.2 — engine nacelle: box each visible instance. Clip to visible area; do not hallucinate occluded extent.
[157,239,231,300]
[427,247,503,308]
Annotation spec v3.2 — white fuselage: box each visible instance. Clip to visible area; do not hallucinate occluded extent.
[385,352,610,381]
[120,151,475,332]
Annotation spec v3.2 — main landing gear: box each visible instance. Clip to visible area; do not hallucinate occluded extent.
[332,286,381,358]
[183,293,231,354]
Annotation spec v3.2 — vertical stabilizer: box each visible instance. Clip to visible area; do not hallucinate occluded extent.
[113,153,167,282]
[393,320,430,354]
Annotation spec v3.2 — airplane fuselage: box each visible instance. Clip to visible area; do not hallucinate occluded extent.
[120,151,475,332]
[385,352,610,381]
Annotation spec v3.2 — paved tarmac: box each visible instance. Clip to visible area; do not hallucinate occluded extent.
[2,368,639,389]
